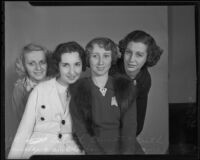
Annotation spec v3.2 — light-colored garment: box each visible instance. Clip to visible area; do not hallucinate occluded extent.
[6,77,39,157]
[8,78,83,159]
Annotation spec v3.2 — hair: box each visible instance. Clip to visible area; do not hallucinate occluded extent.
[118,30,163,70]
[85,37,118,66]
[15,43,51,77]
[50,41,86,77]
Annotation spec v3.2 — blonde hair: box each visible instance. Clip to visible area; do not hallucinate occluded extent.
[15,43,50,77]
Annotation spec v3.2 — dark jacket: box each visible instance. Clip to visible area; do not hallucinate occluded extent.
[110,62,151,136]
[69,75,144,154]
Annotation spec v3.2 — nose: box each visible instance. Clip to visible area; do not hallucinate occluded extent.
[130,53,136,63]
[69,66,75,76]
[35,63,42,71]
[98,56,103,65]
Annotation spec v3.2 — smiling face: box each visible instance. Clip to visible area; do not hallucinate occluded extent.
[58,52,82,86]
[24,51,47,83]
[89,44,112,77]
[124,41,148,76]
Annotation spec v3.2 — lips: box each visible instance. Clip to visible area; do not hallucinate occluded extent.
[128,64,137,68]
[96,66,105,71]
[34,72,44,76]
[67,76,76,81]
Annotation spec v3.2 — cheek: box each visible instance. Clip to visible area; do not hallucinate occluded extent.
[139,57,147,66]
[24,65,34,73]
[60,66,68,75]
[42,64,47,70]
[106,58,112,67]
[89,58,97,66]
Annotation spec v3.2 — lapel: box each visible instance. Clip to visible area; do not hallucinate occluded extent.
[48,78,64,114]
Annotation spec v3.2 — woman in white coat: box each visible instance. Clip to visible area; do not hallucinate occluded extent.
[8,41,86,159]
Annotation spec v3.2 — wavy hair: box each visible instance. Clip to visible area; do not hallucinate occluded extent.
[50,41,86,77]
[15,43,51,77]
[118,30,163,69]
[85,37,119,67]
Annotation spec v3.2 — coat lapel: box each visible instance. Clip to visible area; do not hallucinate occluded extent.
[48,78,64,114]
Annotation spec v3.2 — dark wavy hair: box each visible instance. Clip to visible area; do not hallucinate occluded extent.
[118,30,163,71]
[85,37,118,67]
[49,42,86,77]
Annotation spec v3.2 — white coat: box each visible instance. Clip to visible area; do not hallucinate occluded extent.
[8,78,82,159]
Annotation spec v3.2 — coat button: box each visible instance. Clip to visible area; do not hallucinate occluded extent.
[41,117,45,121]
[58,133,62,139]
[41,105,45,109]
[61,120,65,125]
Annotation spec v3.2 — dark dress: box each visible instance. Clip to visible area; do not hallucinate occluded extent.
[69,76,144,154]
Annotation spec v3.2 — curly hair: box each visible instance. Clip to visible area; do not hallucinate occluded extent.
[85,37,119,67]
[118,30,163,68]
[50,41,86,77]
[15,43,51,77]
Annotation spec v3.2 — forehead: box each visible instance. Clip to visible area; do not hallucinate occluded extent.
[24,51,45,61]
[91,44,111,53]
[60,52,81,63]
[127,42,147,51]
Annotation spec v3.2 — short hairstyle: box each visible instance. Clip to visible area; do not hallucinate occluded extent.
[119,30,163,68]
[50,41,86,77]
[15,43,51,77]
[85,37,118,66]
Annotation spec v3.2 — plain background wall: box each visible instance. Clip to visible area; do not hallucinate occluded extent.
[168,6,196,103]
[5,2,169,154]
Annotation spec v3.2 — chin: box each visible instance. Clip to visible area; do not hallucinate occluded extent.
[67,78,79,84]
[127,68,137,72]
[34,76,45,81]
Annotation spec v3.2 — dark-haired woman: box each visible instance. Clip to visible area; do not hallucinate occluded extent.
[8,42,86,159]
[110,30,163,137]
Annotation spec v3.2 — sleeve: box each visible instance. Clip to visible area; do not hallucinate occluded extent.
[11,84,28,125]
[136,73,151,136]
[120,100,137,154]
[70,98,105,155]
[8,87,38,159]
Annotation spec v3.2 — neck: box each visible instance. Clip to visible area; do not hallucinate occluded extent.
[92,73,108,89]
[56,77,69,88]
[27,77,40,84]
[126,69,140,79]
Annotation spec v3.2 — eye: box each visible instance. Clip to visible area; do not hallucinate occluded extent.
[61,63,69,67]
[28,62,35,66]
[125,50,131,55]
[75,62,81,67]
[91,54,97,58]
[136,52,144,57]
[40,60,47,65]
[104,54,111,58]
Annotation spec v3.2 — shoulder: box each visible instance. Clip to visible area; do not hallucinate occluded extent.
[33,78,56,92]
[113,74,137,103]
[13,78,27,94]
[69,77,91,95]
[137,68,151,93]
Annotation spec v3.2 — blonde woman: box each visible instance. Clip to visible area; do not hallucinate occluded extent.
[8,42,86,158]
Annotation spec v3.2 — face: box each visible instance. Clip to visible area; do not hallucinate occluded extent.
[124,41,148,75]
[58,52,82,86]
[89,44,112,77]
[24,51,47,83]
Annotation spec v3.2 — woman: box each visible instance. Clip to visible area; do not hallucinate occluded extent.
[8,41,86,159]
[7,43,51,156]
[113,30,163,136]
[69,37,143,154]
[12,43,52,126]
